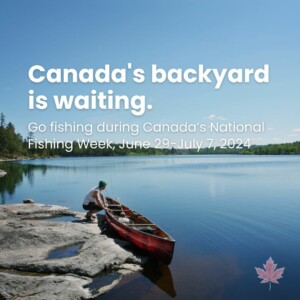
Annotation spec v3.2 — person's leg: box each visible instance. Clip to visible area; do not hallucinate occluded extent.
[83,203,102,219]
[83,204,94,219]
[89,210,97,219]
[86,210,93,219]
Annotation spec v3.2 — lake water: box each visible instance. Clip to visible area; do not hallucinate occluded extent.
[1,155,300,299]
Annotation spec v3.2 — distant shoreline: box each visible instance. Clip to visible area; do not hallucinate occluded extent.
[1,141,300,161]
[1,113,299,159]
[1,150,300,164]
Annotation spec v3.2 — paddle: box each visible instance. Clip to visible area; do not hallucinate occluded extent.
[116,197,127,217]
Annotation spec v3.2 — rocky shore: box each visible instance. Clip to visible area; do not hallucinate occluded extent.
[0,203,143,299]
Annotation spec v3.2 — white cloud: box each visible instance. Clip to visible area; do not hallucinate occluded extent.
[292,128,300,134]
[207,114,226,121]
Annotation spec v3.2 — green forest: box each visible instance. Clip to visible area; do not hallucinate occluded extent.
[0,113,300,159]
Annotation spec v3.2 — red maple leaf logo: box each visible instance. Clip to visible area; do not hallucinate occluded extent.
[255,257,285,291]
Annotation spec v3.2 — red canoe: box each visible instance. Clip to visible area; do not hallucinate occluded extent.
[104,198,175,265]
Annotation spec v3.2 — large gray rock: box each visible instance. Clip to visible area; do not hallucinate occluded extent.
[0,204,143,299]
[0,203,76,220]
[0,169,7,177]
[0,272,92,300]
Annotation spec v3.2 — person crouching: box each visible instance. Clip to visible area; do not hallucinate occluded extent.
[83,180,107,221]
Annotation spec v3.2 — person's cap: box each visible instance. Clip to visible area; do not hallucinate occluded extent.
[99,180,107,188]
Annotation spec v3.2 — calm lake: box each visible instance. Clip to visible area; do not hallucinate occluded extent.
[1,155,300,299]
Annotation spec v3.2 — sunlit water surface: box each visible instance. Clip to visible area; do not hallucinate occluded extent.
[1,155,300,299]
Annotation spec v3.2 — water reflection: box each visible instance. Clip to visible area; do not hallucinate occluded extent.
[142,258,176,298]
[96,216,177,297]
[0,161,87,204]
[0,162,47,204]
[47,243,83,260]
[97,258,177,300]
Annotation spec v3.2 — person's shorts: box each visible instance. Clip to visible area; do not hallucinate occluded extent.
[83,202,103,211]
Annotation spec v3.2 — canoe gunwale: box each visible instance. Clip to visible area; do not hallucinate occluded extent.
[104,198,175,264]
[105,209,175,242]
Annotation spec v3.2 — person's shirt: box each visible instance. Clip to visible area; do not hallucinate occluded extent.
[83,186,101,205]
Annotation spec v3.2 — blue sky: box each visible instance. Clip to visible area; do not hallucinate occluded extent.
[1,0,299,146]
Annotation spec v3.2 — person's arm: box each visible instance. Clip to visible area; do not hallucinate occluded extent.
[92,190,107,208]
[100,192,107,208]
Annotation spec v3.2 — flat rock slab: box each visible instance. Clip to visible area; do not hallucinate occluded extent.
[0,203,76,220]
[0,272,92,300]
[0,204,143,299]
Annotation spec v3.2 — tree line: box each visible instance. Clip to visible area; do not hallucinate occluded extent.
[0,113,24,158]
[0,112,299,159]
[184,142,300,155]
